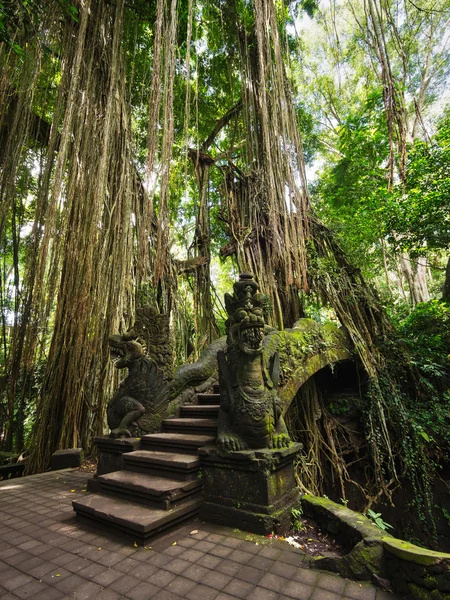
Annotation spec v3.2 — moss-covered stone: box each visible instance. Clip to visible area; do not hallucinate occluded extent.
[314,537,385,580]
[302,493,450,598]
[384,537,450,566]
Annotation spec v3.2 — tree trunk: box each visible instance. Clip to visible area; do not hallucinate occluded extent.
[399,253,430,306]
[443,257,450,303]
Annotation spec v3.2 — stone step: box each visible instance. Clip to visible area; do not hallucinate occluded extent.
[212,383,220,394]
[97,470,202,510]
[180,404,219,418]
[123,449,201,481]
[162,417,218,435]
[197,392,221,405]
[73,494,202,545]
[141,432,215,454]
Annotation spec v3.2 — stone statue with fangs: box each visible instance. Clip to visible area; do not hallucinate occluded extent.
[217,272,291,452]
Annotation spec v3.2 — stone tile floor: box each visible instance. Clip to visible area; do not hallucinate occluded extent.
[0,470,401,600]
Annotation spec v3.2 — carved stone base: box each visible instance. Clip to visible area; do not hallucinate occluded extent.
[199,443,302,535]
[92,436,141,479]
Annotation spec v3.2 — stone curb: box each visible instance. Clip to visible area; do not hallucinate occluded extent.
[301,494,450,599]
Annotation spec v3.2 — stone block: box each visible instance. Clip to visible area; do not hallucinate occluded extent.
[94,436,141,475]
[199,444,301,535]
[50,448,84,470]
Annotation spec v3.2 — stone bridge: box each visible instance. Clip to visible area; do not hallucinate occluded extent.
[169,318,353,416]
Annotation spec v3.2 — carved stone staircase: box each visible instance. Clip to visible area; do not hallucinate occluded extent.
[73,388,220,544]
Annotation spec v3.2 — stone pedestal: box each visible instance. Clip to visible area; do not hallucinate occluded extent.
[199,443,302,535]
[51,448,84,470]
[87,437,141,492]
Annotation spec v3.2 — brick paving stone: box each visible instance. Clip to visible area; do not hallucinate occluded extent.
[292,569,319,587]
[278,551,305,567]
[309,588,342,600]
[147,567,177,587]
[179,548,205,563]
[316,573,347,595]
[109,573,142,595]
[258,546,283,560]
[52,551,79,567]
[12,535,32,545]
[0,562,14,577]
[167,575,198,596]
[205,534,226,543]
[70,580,103,599]
[163,544,186,557]
[344,582,377,600]
[0,546,19,559]
[268,560,297,579]
[16,539,43,552]
[39,567,72,584]
[227,549,254,564]
[93,590,122,600]
[12,580,51,599]
[13,555,43,571]
[0,470,401,600]
[132,548,156,561]
[194,540,217,553]
[223,578,255,598]
[283,581,315,600]
[4,551,34,567]
[77,562,107,580]
[197,554,223,569]
[165,557,191,575]
[29,543,53,556]
[222,537,243,549]
[53,573,87,593]
[127,581,161,600]
[247,554,274,571]
[247,587,279,600]
[152,590,180,600]
[114,556,142,573]
[183,563,211,583]
[258,572,286,592]
[216,558,242,577]
[178,536,198,548]
[191,530,209,540]
[148,552,175,567]
[236,564,265,585]
[239,541,261,555]
[116,544,139,556]
[39,547,67,562]
[202,570,233,591]
[31,586,67,600]
[130,560,158,580]
[186,583,220,600]
[210,545,235,558]
[64,556,92,573]
[91,568,123,587]
[3,573,33,591]
[58,538,86,552]
[27,561,58,579]
[93,550,125,568]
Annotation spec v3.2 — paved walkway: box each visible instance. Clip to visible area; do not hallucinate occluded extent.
[0,470,400,600]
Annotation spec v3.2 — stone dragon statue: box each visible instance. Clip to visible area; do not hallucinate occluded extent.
[107,308,171,438]
[217,272,291,452]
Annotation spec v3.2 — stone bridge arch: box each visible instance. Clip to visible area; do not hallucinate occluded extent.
[262,319,354,414]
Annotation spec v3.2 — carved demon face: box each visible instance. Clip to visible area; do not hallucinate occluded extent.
[109,335,145,368]
[225,273,265,355]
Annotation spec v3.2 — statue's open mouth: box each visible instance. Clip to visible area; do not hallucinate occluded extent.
[239,325,264,354]
[109,342,126,364]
